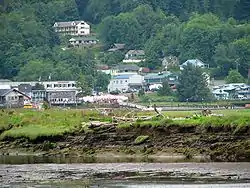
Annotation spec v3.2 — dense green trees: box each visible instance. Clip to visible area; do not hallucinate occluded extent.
[1,0,250,81]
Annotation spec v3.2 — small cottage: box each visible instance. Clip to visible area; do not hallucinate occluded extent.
[0,89,31,108]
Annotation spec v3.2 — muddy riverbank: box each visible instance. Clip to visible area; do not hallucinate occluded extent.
[1,163,250,187]
[1,125,250,162]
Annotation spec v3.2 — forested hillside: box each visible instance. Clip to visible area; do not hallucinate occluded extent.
[0,0,250,81]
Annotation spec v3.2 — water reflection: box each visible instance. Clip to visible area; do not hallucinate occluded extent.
[0,155,208,164]
[9,182,250,188]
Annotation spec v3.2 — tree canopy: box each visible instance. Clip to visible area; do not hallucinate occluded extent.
[225,70,245,84]
[177,65,212,102]
[1,0,250,81]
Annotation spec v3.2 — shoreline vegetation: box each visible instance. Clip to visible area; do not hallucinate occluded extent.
[0,108,250,162]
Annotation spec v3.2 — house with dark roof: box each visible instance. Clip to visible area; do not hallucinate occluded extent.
[115,64,140,73]
[53,21,90,36]
[123,50,145,63]
[0,88,31,108]
[108,43,126,52]
[144,72,179,88]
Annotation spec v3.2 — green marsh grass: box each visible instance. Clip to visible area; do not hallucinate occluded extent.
[0,109,249,141]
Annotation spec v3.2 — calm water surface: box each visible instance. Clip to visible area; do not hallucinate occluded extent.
[0,155,250,188]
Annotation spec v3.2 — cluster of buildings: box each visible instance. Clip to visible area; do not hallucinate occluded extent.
[212,83,250,100]
[100,58,209,93]
[0,80,80,108]
[97,63,179,93]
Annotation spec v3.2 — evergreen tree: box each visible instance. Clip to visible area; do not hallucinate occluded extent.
[76,73,93,96]
[177,64,211,102]
[157,79,172,96]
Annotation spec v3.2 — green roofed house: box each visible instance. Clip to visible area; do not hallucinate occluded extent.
[144,72,179,87]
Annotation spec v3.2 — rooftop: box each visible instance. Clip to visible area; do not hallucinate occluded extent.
[126,50,145,56]
[54,21,89,27]
[114,64,140,71]
[69,36,97,41]
[144,72,173,79]
[181,59,205,67]
[113,75,135,79]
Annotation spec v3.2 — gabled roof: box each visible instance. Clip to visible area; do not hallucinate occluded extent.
[0,88,31,99]
[181,59,205,67]
[54,21,89,27]
[126,50,145,56]
[18,84,32,93]
[0,89,10,96]
[108,43,126,52]
[114,43,125,49]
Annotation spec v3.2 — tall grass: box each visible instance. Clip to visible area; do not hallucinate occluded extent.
[0,109,95,140]
[0,109,249,141]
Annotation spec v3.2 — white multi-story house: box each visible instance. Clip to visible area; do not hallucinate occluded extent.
[53,21,90,36]
[108,73,144,93]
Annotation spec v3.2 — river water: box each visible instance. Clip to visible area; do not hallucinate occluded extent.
[0,155,250,187]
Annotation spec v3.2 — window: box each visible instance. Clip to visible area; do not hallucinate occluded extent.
[72,84,75,87]
[116,81,119,84]
[63,84,67,87]
[47,84,52,88]
[125,80,128,83]
[120,80,123,84]
[68,84,71,87]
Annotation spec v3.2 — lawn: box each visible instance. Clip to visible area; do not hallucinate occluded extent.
[136,92,250,107]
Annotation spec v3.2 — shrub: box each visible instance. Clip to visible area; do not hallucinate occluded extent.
[134,135,149,145]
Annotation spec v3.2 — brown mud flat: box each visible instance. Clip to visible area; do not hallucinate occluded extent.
[1,163,250,186]
[0,125,250,162]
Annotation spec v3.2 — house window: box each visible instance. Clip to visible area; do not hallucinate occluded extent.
[113,81,115,83]
[47,84,52,88]
[116,81,119,84]
[120,80,123,84]
[72,84,76,87]
[125,80,128,83]
[68,84,71,87]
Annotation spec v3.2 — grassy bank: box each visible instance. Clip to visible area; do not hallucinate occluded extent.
[0,109,249,141]
[0,108,250,161]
